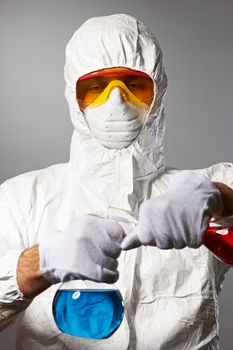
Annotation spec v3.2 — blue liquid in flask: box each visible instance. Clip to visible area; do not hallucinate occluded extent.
[52,281,124,339]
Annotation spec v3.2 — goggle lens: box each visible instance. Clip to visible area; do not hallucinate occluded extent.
[76,70,154,110]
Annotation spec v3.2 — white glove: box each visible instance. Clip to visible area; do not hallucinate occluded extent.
[121,171,223,250]
[39,215,124,284]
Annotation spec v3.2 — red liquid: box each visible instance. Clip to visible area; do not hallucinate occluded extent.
[204,226,233,265]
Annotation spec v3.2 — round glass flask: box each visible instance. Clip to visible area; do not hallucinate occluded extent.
[52,280,124,339]
[204,215,233,265]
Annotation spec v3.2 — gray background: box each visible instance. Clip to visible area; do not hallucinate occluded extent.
[0,0,232,348]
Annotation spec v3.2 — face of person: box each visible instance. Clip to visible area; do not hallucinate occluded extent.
[76,67,156,111]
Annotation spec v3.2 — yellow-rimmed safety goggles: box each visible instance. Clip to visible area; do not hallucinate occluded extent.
[76,69,154,110]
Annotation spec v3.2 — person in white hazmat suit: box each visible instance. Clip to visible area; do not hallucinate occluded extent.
[1,13,233,350]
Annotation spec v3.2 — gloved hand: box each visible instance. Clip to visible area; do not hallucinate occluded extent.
[39,214,124,284]
[121,171,223,250]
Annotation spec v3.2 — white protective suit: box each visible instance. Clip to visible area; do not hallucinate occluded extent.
[0,13,233,350]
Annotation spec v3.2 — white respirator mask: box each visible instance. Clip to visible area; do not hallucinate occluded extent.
[84,87,149,149]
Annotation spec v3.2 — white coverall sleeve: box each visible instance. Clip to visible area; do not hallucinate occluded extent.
[0,183,31,331]
[208,162,233,189]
